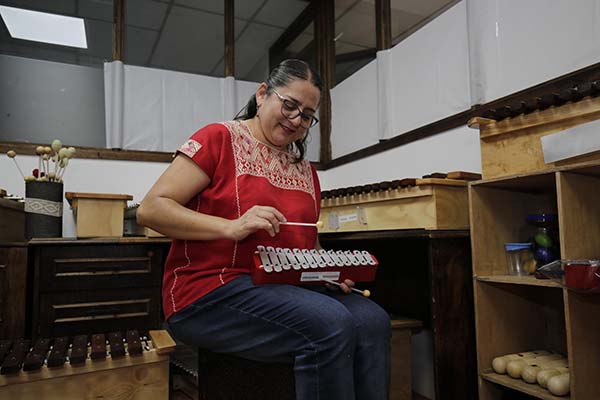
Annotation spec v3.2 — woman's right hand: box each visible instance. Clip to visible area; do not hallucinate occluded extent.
[227,205,286,240]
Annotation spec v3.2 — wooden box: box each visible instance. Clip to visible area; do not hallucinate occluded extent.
[469,96,600,180]
[0,198,25,242]
[65,192,133,238]
[319,178,469,233]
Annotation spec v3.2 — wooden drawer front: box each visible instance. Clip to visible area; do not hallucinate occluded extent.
[37,287,162,337]
[35,244,165,291]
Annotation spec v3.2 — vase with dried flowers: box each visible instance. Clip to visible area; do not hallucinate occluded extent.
[6,140,76,239]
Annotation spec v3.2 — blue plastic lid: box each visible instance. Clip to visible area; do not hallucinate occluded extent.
[505,243,532,251]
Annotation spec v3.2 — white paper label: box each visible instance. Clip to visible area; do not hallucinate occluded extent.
[338,213,358,224]
[300,271,341,282]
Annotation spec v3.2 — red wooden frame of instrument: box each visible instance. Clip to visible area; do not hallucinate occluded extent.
[251,246,379,285]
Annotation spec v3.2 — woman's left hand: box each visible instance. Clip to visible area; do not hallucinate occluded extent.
[325,278,356,294]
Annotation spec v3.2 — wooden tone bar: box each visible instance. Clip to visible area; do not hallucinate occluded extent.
[468,95,600,179]
[0,330,174,400]
[319,178,469,233]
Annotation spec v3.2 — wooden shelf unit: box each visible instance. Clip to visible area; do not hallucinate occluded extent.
[469,161,600,400]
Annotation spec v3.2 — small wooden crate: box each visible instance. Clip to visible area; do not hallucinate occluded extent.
[319,179,469,233]
[0,197,25,241]
[65,192,133,238]
[469,96,600,180]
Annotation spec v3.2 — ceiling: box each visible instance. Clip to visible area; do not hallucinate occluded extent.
[0,0,455,83]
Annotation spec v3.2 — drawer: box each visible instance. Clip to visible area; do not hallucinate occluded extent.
[36,287,162,338]
[34,243,166,292]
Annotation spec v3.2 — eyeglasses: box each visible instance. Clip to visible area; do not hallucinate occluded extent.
[271,89,319,128]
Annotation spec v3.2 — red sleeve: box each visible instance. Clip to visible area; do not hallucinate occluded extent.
[176,123,228,179]
[310,163,322,217]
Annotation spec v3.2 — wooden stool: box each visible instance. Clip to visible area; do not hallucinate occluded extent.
[197,350,295,400]
[196,318,422,400]
[390,318,423,400]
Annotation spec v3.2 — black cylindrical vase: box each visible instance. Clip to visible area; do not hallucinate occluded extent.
[25,181,63,239]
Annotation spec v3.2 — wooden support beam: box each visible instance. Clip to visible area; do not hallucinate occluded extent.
[336,48,377,64]
[112,0,124,61]
[224,0,235,77]
[269,3,315,69]
[314,0,335,164]
[375,0,392,50]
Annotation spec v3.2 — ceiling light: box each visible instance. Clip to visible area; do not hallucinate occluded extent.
[0,6,88,49]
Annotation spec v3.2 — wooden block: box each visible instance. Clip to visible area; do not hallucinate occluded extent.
[447,171,482,181]
[149,330,176,355]
[421,172,447,179]
[65,192,133,238]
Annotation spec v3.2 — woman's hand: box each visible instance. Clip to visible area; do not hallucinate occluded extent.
[227,205,286,240]
[325,278,356,294]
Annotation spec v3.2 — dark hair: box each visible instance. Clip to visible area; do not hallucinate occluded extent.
[235,59,323,162]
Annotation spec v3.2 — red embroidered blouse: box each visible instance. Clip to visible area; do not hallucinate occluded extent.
[163,120,321,320]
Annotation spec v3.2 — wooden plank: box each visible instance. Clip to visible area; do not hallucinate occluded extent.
[0,142,174,163]
[112,0,124,61]
[564,292,600,400]
[390,318,422,330]
[556,172,600,259]
[224,0,234,77]
[65,192,133,201]
[0,359,169,400]
[481,371,569,400]
[375,0,391,50]
[433,186,469,229]
[416,178,467,187]
[475,275,562,288]
[314,0,335,164]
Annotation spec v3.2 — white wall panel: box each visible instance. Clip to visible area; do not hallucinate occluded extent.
[469,0,600,103]
[331,58,379,158]
[318,124,481,189]
[389,1,471,138]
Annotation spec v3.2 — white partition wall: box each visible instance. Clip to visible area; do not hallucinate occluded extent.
[105,62,260,152]
[331,59,380,159]
[468,0,600,104]
[389,0,471,138]
[330,1,471,158]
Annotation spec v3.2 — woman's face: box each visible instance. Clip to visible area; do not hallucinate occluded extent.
[255,79,320,150]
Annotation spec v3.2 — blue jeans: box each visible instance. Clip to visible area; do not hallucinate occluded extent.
[167,275,391,400]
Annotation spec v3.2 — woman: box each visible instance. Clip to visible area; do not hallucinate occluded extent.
[138,59,391,399]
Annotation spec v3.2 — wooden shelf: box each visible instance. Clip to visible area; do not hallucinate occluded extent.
[481,371,569,400]
[475,275,563,288]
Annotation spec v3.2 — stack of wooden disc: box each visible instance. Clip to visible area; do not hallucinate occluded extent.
[492,350,570,396]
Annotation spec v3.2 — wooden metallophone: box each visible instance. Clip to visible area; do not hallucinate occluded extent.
[0,330,175,400]
[252,245,378,286]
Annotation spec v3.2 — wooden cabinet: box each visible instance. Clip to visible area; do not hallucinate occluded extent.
[320,229,477,400]
[0,238,170,339]
[0,246,28,339]
[470,161,600,400]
